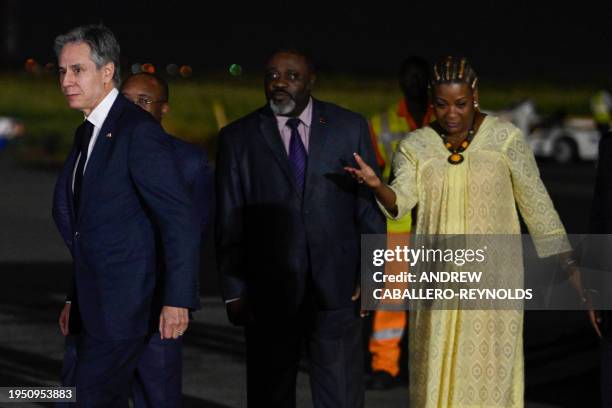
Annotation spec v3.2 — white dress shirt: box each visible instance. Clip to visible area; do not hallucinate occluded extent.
[72,88,119,191]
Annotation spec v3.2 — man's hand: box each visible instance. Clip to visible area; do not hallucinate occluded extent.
[159,306,189,339]
[226,298,249,326]
[351,284,361,302]
[59,303,71,336]
[589,309,603,339]
[351,284,369,318]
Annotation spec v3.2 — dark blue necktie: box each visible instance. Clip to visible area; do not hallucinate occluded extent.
[286,118,307,194]
[73,120,94,213]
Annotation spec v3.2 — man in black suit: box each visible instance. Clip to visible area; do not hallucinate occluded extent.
[52,24,200,406]
[589,90,612,407]
[215,48,386,407]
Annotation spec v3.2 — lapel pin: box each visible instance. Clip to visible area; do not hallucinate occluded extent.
[105,132,112,139]
[319,117,327,125]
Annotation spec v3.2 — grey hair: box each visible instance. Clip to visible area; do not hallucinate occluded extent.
[54,24,121,86]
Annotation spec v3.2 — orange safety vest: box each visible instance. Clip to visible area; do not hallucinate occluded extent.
[369,99,433,233]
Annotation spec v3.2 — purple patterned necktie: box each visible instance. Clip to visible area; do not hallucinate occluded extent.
[286,117,308,194]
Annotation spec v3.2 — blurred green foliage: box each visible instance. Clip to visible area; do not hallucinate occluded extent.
[0,72,599,163]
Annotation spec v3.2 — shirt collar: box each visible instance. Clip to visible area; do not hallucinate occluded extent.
[275,97,313,128]
[85,88,119,128]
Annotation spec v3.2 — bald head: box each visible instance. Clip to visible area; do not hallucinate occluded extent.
[120,73,169,123]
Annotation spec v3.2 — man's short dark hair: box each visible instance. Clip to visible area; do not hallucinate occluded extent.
[54,24,121,86]
[265,47,316,74]
[123,72,169,102]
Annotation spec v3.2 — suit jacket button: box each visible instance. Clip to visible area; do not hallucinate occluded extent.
[74,231,80,238]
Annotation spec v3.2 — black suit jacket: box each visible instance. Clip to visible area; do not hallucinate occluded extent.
[215,99,385,315]
[587,131,612,327]
[169,135,214,243]
[590,132,612,234]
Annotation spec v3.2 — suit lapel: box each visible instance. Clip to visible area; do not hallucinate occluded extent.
[65,148,78,224]
[304,99,329,198]
[258,107,301,196]
[77,95,126,219]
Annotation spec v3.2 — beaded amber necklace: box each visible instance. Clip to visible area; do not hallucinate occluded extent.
[441,128,475,165]
[435,115,479,165]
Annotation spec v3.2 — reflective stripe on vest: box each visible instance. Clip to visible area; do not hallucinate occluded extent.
[371,327,405,341]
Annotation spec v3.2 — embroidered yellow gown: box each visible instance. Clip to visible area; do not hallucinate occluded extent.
[378,116,570,407]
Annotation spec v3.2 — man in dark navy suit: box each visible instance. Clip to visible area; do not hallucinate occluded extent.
[51,25,200,406]
[119,72,213,245]
[215,48,386,407]
[55,70,213,407]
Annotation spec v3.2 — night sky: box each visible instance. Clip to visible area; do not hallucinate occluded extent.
[2,1,611,84]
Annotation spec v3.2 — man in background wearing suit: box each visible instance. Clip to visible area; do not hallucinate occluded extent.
[52,24,200,406]
[215,48,386,407]
[55,71,213,406]
[120,72,213,244]
[589,90,612,407]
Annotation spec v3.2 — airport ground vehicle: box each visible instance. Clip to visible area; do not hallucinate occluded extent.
[495,100,599,163]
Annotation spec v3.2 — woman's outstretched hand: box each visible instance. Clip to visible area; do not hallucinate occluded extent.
[344,153,381,189]
[345,152,399,216]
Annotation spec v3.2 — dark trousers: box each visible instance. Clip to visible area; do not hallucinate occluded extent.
[57,334,182,408]
[131,334,183,407]
[245,301,364,408]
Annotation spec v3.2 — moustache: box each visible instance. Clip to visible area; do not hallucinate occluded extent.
[271,90,293,99]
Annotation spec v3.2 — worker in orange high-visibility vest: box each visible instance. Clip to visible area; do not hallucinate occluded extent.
[366,56,433,390]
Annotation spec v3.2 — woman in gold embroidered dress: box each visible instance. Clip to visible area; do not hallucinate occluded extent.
[345,56,590,407]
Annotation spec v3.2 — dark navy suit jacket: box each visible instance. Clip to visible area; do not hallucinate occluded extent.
[52,94,201,340]
[169,135,214,244]
[215,99,386,315]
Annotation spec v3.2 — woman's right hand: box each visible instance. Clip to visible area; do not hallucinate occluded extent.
[344,153,382,189]
[564,259,603,338]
